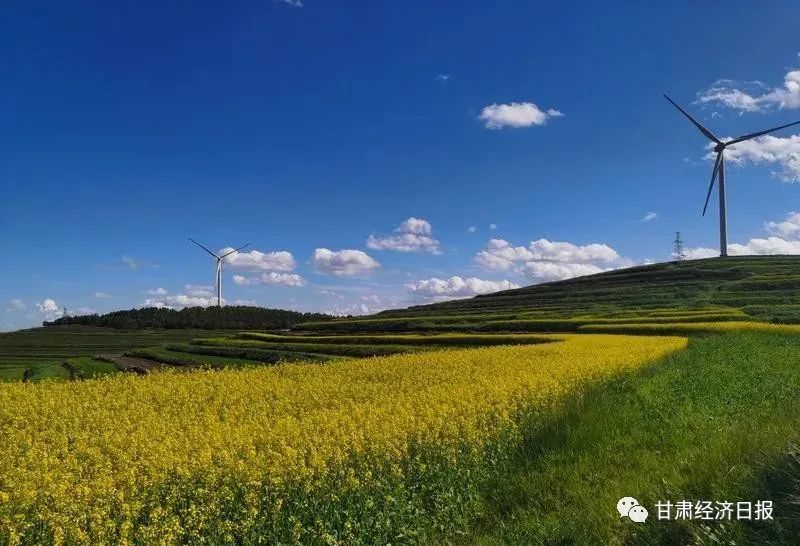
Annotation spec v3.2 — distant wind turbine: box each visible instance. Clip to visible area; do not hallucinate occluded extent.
[189,239,250,307]
[663,94,800,257]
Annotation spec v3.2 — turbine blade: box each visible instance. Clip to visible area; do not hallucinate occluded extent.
[189,238,220,259]
[663,94,722,144]
[220,243,250,259]
[702,152,722,216]
[726,119,800,146]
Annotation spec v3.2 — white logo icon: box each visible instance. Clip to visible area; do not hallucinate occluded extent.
[617,496,648,523]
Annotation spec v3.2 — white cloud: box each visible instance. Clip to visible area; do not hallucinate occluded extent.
[475,237,627,282]
[141,287,223,309]
[478,102,564,129]
[93,292,111,299]
[6,299,26,312]
[232,272,307,287]
[765,211,800,237]
[366,217,442,254]
[437,74,450,82]
[523,262,606,282]
[221,248,297,271]
[685,210,800,258]
[697,66,800,112]
[36,298,63,320]
[683,247,719,260]
[728,237,800,255]
[696,81,762,112]
[72,307,96,316]
[406,276,519,302]
[467,226,476,233]
[143,292,216,309]
[475,239,535,271]
[640,211,658,222]
[688,238,800,258]
[184,284,214,297]
[277,0,302,7]
[312,248,381,277]
[489,223,498,230]
[711,134,800,182]
[324,303,376,317]
[528,239,619,263]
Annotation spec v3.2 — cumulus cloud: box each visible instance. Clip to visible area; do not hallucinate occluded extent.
[6,299,26,312]
[489,223,498,230]
[685,210,800,258]
[232,272,307,287]
[366,217,441,254]
[36,298,63,320]
[221,248,297,271]
[710,134,800,182]
[312,248,381,277]
[478,102,564,129]
[476,238,620,270]
[324,303,377,317]
[140,285,224,308]
[683,247,719,260]
[93,292,111,299]
[640,211,658,222]
[523,262,606,282]
[475,238,626,282]
[184,285,214,297]
[277,0,302,7]
[728,237,800,255]
[406,276,519,302]
[437,74,450,82]
[696,80,763,112]
[765,211,800,237]
[697,67,800,112]
[467,226,477,233]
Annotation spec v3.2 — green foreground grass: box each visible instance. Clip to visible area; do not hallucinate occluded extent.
[469,332,800,545]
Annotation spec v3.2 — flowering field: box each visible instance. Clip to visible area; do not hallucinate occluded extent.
[0,334,685,545]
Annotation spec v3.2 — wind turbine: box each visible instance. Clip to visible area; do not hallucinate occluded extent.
[189,239,250,307]
[664,95,800,257]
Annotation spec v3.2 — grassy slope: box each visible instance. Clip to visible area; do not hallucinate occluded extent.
[297,256,800,332]
[469,332,800,545]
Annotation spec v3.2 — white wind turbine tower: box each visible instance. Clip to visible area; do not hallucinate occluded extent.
[189,238,250,307]
[664,94,800,257]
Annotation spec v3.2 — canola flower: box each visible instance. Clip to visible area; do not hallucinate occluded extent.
[0,334,686,545]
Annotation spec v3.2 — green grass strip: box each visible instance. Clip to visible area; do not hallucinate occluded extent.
[469,332,800,545]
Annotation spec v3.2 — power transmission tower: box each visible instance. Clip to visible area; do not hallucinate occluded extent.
[673,232,686,261]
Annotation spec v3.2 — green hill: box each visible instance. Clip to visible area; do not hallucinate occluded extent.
[297,256,800,332]
[6,256,800,379]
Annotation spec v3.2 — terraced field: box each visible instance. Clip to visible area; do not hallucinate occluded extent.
[294,256,800,334]
[5,256,800,378]
[0,327,231,380]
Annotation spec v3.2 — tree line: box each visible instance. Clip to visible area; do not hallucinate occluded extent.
[44,306,333,330]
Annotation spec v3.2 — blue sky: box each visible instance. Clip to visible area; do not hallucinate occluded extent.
[3,1,800,329]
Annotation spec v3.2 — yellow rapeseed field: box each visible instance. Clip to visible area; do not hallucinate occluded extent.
[0,334,686,545]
